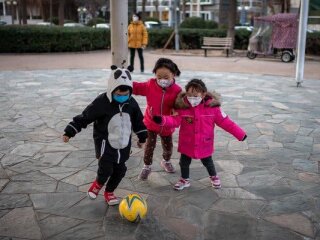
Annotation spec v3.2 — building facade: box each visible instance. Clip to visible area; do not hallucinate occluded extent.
[135,0,303,27]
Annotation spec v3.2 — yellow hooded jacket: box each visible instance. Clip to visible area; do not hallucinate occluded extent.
[128,20,148,48]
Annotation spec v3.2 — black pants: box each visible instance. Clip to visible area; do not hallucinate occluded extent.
[179,154,217,179]
[96,158,127,192]
[129,48,144,72]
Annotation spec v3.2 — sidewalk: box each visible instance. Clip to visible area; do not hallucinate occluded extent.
[0,50,319,79]
[0,52,319,239]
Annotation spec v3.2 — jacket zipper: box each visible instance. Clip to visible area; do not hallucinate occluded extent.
[117,103,128,164]
[160,88,166,134]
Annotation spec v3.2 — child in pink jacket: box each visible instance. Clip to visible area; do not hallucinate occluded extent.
[133,58,182,180]
[152,79,247,190]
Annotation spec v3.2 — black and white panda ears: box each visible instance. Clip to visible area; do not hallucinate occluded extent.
[110,65,133,73]
[127,65,133,72]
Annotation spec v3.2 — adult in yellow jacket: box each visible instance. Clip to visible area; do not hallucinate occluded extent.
[128,13,148,73]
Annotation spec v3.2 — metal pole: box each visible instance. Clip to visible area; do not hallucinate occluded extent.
[174,0,179,51]
[295,0,309,87]
[111,0,128,67]
[3,1,6,16]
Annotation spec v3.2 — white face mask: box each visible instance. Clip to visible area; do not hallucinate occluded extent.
[187,96,202,107]
[132,16,139,22]
[157,79,173,88]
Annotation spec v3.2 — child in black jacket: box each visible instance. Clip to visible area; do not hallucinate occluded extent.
[63,65,147,205]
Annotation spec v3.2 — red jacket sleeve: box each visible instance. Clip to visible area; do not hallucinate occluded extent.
[214,107,246,141]
[133,81,149,96]
[161,115,182,128]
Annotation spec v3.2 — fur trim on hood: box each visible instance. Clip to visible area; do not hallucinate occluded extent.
[174,91,221,109]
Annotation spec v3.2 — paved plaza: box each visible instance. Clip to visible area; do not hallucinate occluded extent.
[0,64,319,239]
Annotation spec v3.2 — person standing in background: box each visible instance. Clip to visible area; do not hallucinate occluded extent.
[128,12,148,73]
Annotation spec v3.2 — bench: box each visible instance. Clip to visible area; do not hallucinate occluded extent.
[201,37,232,57]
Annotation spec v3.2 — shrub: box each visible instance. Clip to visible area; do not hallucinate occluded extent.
[0,25,110,53]
[180,17,218,29]
[306,31,320,55]
[144,17,161,24]
[0,25,318,54]
[87,17,106,27]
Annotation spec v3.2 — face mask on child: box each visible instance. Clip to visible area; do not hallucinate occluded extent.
[132,16,139,22]
[113,94,129,103]
[187,96,202,107]
[157,79,173,88]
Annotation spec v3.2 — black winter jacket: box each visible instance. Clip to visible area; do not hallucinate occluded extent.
[64,93,147,163]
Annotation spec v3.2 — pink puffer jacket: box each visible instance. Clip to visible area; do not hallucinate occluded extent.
[162,92,246,159]
[133,78,182,136]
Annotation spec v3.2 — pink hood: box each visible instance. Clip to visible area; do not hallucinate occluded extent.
[162,92,246,159]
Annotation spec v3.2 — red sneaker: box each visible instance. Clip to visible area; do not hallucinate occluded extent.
[104,191,120,205]
[87,180,103,200]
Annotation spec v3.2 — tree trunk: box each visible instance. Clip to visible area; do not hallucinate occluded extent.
[281,0,290,13]
[267,1,275,15]
[227,0,236,51]
[132,0,137,13]
[141,0,146,20]
[58,0,65,25]
[182,0,187,21]
[20,0,28,24]
[154,0,159,19]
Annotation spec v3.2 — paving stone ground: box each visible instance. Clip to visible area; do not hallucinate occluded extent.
[0,67,319,240]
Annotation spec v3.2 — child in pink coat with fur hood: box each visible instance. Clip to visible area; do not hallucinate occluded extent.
[152,79,247,190]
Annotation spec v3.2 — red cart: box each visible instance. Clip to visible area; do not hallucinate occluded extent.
[247,13,298,63]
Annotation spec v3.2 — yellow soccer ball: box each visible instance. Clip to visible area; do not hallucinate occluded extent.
[119,193,148,223]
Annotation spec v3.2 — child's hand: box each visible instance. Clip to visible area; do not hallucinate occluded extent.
[62,135,70,143]
[137,141,145,149]
[152,116,162,124]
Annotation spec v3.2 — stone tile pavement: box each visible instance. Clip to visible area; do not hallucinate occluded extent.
[0,69,319,240]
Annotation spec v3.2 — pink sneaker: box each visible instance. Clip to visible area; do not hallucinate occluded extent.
[173,178,190,190]
[160,160,175,173]
[87,180,103,200]
[210,176,221,189]
[139,165,151,180]
[104,191,119,205]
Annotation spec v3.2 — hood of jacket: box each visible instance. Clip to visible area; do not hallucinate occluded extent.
[106,66,133,102]
[174,91,221,109]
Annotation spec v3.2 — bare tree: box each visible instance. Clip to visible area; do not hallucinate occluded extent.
[58,0,65,25]
[153,0,159,19]
[267,1,275,15]
[20,0,28,24]
[227,0,237,51]
[281,0,291,13]
[132,0,137,13]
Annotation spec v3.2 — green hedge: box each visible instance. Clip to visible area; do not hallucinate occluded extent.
[0,25,319,54]
[306,31,320,55]
[0,25,110,53]
[148,28,250,50]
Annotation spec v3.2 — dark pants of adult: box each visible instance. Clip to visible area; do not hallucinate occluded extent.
[179,154,217,179]
[129,48,144,72]
[143,130,173,165]
[96,159,127,192]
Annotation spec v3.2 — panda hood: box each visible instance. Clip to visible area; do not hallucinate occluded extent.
[106,65,133,102]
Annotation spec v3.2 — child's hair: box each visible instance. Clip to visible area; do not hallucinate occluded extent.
[133,12,141,20]
[114,85,131,92]
[152,58,181,77]
[185,79,207,93]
